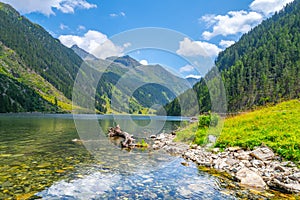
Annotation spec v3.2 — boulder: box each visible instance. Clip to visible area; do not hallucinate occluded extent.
[236,168,267,189]
[250,147,275,161]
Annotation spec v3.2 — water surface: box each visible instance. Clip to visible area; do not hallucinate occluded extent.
[0,114,235,199]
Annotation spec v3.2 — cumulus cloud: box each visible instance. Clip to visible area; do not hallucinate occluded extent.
[139,60,148,65]
[219,40,235,48]
[202,11,263,40]
[177,38,222,57]
[250,0,294,16]
[201,0,294,40]
[179,65,195,73]
[59,30,127,59]
[1,0,96,16]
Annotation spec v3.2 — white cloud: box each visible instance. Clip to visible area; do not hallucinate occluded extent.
[176,38,222,57]
[250,0,294,16]
[139,60,148,65]
[60,23,69,30]
[77,25,86,31]
[202,11,263,40]
[201,0,294,40]
[110,12,126,17]
[179,65,194,73]
[185,74,201,79]
[219,40,235,48]
[1,0,96,16]
[110,13,118,17]
[59,30,127,59]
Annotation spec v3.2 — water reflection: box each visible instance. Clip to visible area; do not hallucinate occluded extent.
[37,158,235,200]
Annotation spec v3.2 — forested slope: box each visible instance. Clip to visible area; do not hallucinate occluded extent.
[165,0,300,115]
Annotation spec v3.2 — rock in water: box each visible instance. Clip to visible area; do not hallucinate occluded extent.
[236,168,267,189]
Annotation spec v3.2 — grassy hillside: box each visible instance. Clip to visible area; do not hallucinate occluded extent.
[0,73,57,112]
[215,100,300,160]
[0,2,82,99]
[175,99,300,161]
[0,42,74,112]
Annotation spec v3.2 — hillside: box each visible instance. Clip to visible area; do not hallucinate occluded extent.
[176,99,300,161]
[165,0,300,115]
[0,2,82,112]
[0,3,82,99]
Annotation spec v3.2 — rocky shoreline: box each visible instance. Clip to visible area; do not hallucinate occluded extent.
[150,133,300,194]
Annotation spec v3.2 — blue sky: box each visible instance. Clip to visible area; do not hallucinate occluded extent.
[1,0,294,78]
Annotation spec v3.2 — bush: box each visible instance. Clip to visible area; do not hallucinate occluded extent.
[198,113,220,128]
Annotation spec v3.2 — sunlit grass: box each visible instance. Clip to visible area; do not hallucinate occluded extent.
[175,99,300,161]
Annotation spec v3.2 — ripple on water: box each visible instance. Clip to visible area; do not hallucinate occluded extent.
[37,158,236,199]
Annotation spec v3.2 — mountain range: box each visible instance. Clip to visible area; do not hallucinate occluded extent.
[1,0,299,115]
[0,2,190,114]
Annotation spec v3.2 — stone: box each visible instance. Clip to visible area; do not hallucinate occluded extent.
[227,146,241,152]
[208,135,217,143]
[250,147,274,161]
[237,152,251,160]
[225,158,239,166]
[251,159,265,168]
[236,168,267,189]
[212,148,220,153]
[150,135,157,139]
[274,165,287,172]
[289,172,300,181]
[214,158,228,170]
[268,178,300,193]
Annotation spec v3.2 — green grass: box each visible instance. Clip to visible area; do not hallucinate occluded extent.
[175,99,300,161]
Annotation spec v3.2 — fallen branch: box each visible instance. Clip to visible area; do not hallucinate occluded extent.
[108,125,135,148]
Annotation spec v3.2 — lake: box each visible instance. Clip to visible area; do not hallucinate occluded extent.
[0,114,236,199]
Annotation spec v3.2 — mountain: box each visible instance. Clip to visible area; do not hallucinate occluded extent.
[72,46,191,114]
[106,55,141,68]
[0,2,192,114]
[71,45,98,61]
[164,0,300,115]
[186,77,200,86]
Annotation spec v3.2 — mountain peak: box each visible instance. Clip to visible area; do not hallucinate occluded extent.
[106,55,141,68]
[71,45,98,61]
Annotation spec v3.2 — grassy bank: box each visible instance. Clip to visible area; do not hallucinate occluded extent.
[175,99,300,161]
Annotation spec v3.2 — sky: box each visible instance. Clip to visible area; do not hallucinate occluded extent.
[0,0,294,78]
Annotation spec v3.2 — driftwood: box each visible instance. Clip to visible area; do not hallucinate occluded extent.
[108,125,135,147]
